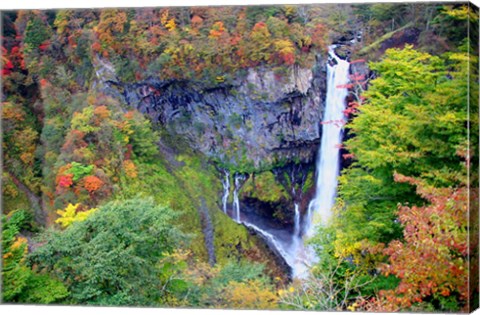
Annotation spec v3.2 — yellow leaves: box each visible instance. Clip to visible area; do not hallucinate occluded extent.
[3,252,13,259]
[123,160,138,178]
[11,236,27,251]
[347,302,359,311]
[443,5,478,22]
[161,10,176,32]
[56,203,97,228]
[226,279,278,309]
[274,39,295,55]
[165,19,177,32]
[2,102,25,121]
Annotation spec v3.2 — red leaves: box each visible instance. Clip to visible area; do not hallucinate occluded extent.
[336,83,353,89]
[376,173,469,310]
[252,21,267,32]
[38,40,51,51]
[350,59,366,64]
[4,60,14,70]
[281,52,295,65]
[39,78,48,87]
[91,41,102,52]
[343,101,361,117]
[57,174,74,188]
[2,56,14,76]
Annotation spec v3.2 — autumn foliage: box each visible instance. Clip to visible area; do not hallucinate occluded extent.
[83,175,104,193]
[365,174,469,311]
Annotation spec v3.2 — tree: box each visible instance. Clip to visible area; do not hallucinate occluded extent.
[29,198,187,306]
[365,174,469,312]
[2,210,69,304]
[335,46,470,257]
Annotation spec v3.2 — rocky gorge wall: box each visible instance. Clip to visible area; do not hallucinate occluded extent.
[97,54,329,170]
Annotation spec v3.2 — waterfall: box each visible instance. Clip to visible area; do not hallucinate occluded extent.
[305,45,350,238]
[232,174,244,223]
[221,170,230,213]
[293,203,300,238]
[242,221,295,269]
[218,45,349,280]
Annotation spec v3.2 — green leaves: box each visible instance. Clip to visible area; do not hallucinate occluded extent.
[338,47,470,250]
[68,162,94,181]
[318,45,475,311]
[2,210,69,303]
[29,197,188,306]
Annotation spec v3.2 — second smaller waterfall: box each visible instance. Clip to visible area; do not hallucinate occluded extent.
[232,174,244,223]
[221,170,230,213]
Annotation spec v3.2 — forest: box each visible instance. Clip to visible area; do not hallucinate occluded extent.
[1,2,479,312]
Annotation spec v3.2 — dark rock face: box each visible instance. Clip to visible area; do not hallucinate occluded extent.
[99,56,328,168]
[378,27,421,55]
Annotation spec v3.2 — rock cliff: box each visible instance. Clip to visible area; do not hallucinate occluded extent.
[99,55,329,169]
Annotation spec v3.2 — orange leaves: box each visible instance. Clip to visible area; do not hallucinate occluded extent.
[91,41,102,52]
[209,21,226,39]
[310,23,327,50]
[83,175,104,193]
[123,160,137,178]
[124,111,135,120]
[252,21,268,33]
[93,105,110,119]
[191,15,203,28]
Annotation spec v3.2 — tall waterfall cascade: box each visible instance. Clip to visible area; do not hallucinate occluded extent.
[219,46,350,279]
[305,46,350,238]
[289,45,350,278]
